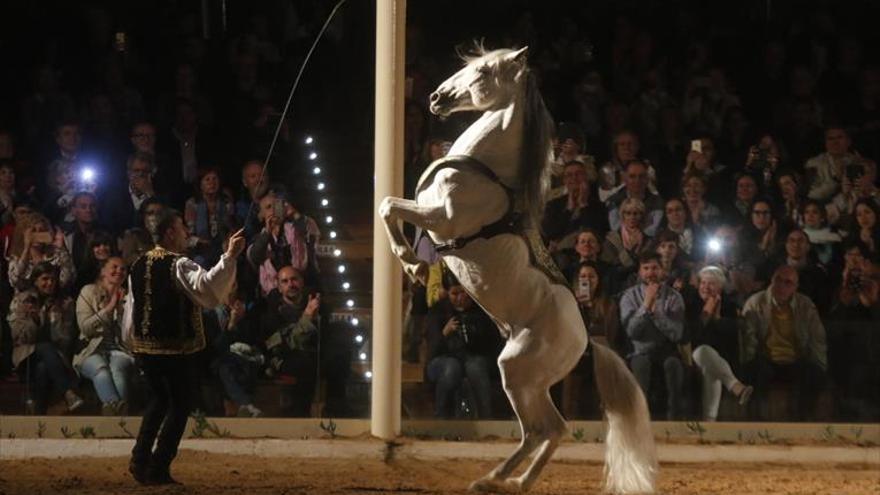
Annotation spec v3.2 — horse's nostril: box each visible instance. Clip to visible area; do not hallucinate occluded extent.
[430,92,440,103]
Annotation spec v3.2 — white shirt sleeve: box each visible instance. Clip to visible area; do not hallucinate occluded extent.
[174,253,237,308]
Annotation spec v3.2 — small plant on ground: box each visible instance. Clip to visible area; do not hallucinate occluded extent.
[571,428,585,442]
[60,426,75,438]
[686,421,707,444]
[37,421,46,438]
[190,409,232,438]
[118,418,134,438]
[757,429,775,444]
[319,418,337,438]
[79,426,96,438]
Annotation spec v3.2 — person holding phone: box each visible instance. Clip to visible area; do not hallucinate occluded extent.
[7,212,75,293]
[572,262,619,352]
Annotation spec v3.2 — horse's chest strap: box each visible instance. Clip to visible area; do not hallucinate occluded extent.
[415,155,520,253]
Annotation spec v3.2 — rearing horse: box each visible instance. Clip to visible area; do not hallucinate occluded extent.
[380,46,657,494]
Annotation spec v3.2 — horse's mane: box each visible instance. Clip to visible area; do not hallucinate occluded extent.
[457,43,554,230]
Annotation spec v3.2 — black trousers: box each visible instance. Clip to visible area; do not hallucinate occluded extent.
[131,354,197,469]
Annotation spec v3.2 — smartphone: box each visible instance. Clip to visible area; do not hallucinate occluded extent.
[691,139,702,153]
[114,32,127,53]
[577,279,591,299]
[32,232,53,245]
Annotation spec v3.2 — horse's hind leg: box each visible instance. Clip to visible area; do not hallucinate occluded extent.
[470,361,568,492]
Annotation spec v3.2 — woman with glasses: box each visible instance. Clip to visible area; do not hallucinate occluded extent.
[601,197,651,295]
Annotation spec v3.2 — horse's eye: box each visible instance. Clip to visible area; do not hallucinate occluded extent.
[476,65,491,74]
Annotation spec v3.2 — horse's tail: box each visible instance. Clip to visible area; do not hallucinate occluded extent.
[591,340,657,494]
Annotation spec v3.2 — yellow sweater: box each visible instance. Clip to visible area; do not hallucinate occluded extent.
[765,303,797,364]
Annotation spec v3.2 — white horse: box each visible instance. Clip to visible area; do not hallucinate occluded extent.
[379,46,656,494]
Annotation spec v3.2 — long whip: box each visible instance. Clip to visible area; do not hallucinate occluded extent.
[243,0,348,229]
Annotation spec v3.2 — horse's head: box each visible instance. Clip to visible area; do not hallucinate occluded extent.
[429,46,529,117]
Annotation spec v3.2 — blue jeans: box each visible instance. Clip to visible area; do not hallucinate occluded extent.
[79,350,136,404]
[20,342,75,410]
[426,354,493,419]
[216,354,257,406]
[629,351,684,420]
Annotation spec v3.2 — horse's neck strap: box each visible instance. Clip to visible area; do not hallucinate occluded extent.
[416,155,520,253]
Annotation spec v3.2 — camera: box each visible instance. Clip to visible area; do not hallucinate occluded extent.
[847,270,863,291]
[846,163,865,182]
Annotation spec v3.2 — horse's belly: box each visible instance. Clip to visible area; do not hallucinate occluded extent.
[443,234,583,333]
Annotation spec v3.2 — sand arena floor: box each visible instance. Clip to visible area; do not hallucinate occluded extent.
[1,451,879,494]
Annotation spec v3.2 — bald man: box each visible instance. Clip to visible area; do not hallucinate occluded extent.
[741,265,828,420]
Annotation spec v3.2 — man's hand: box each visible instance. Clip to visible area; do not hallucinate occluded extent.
[225,229,246,259]
[643,282,660,312]
[303,293,321,319]
[442,317,460,337]
[265,214,281,237]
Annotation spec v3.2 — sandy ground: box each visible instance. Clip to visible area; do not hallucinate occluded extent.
[1,452,878,495]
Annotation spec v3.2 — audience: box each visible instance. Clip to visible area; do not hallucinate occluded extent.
[0,1,877,423]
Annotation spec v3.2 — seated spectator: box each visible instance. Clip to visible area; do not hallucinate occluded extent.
[607,160,664,236]
[0,161,16,227]
[7,212,75,293]
[210,287,264,418]
[620,252,685,419]
[660,198,698,258]
[681,172,722,232]
[42,158,83,225]
[572,261,620,352]
[542,160,609,250]
[846,198,879,258]
[742,199,786,279]
[247,188,321,296]
[119,198,165,265]
[687,266,752,421]
[73,231,117,293]
[826,157,879,228]
[681,136,731,201]
[742,133,786,189]
[74,256,135,416]
[550,123,597,197]
[723,173,760,227]
[805,125,858,203]
[601,197,651,295]
[7,261,81,413]
[653,230,691,292]
[425,273,502,419]
[105,152,164,234]
[762,229,832,313]
[554,228,610,284]
[741,265,828,420]
[774,169,806,228]
[802,199,842,266]
[184,168,237,267]
[234,159,268,240]
[63,192,109,271]
[701,224,761,308]
[262,266,319,416]
[597,130,657,202]
[827,241,880,420]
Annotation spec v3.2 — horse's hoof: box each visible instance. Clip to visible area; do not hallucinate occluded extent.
[469,477,522,493]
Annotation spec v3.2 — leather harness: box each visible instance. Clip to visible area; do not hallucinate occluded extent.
[414,154,522,252]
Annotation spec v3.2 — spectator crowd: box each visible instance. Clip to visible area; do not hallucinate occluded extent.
[0,1,878,423]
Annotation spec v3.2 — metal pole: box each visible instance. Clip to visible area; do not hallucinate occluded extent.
[371,0,405,440]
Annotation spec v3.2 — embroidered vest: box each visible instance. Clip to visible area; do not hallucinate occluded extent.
[129,246,205,355]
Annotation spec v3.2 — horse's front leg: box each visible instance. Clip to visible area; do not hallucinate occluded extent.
[379,196,448,284]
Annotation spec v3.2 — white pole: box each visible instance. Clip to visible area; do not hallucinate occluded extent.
[371,0,406,440]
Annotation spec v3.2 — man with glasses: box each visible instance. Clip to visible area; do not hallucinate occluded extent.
[105,151,165,234]
[741,265,828,420]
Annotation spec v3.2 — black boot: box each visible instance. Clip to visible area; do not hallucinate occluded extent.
[128,460,149,485]
[147,464,182,485]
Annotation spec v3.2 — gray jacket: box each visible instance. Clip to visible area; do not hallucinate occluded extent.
[620,283,685,357]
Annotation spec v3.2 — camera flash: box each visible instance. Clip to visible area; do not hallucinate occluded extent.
[80,168,96,182]
[707,238,722,253]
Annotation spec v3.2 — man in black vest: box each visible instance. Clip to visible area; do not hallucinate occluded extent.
[125,209,244,485]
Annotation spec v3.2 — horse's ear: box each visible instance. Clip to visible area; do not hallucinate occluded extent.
[512,46,529,63]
